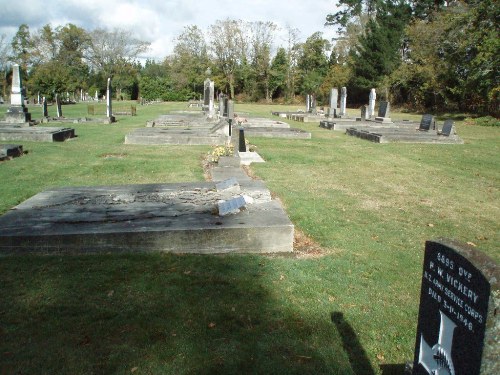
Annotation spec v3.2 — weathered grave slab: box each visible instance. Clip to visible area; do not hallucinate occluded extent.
[125,127,227,145]
[242,127,311,139]
[413,239,499,375]
[345,126,463,144]
[0,126,75,142]
[0,181,294,254]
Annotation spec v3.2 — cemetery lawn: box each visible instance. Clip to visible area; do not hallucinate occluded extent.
[0,102,498,374]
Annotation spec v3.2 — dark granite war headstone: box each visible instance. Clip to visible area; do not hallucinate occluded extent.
[377,101,390,118]
[419,114,435,131]
[238,128,246,152]
[440,120,454,136]
[413,239,499,375]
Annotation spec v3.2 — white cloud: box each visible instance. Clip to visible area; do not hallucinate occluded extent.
[0,0,339,60]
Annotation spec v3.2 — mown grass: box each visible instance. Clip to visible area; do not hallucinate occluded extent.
[0,101,498,374]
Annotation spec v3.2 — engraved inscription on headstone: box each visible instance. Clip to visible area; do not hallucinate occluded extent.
[413,239,499,375]
[218,195,246,216]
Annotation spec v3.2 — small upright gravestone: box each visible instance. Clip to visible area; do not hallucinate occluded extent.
[419,114,435,131]
[329,88,338,118]
[374,101,392,124]
[55,94,63,118]
[42,97,48,118]
[413,239,499,375]
[339,87,347,117]
[368,88,376,118]
[106,78,115,123]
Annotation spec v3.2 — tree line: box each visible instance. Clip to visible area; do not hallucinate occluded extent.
[0,0,498,115]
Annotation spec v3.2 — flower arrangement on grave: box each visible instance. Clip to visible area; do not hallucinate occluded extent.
[209,144,234,163]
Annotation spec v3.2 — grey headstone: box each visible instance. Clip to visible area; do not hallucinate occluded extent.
[377,101,390,118]
[227,100,234,121]
[215,177,240,193]
[360,105,369,120]
[106,77,112,118]
[339,87,347,116]
[440,120,454,136]
[329,88,338,115]
[56,94,62,118]
[419,114,435,131]
[306,94,311,113]
[368,89,376,118]
[413,239,499,375]
[204,79,211,106]
[42,97,48,117]
[223,97,229,117]
[218,195,246,216]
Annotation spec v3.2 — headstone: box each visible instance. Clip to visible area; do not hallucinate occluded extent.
[329,88,338,117]
[95,90,98,101]
[227,100,234,122]
[377,101,390,118]
[223,96,229,117]
[4,64,31,124]
[339,87,347,117]
[218,195,246,216]
[37,92,40,105]
[203,79,211,106]
[306,95,311,113]
[106,78,113,119]
[311,95,317,115]
[55,94,63,118]
[42,97,48,117]
[368,88,376,118]
[360,105,369,120]
[219,95,225,117]
[412,239,499,375]
[419,114,435,131]
[440,120,454,136]
[238,128,246,152]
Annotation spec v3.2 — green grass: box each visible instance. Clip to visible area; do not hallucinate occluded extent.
[0,102,498,374]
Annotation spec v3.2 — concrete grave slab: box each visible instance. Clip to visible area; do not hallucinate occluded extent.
[125,127,227,145]
[242,127,311,139]
[0,126,75,142]
[0,181,294,254]
[345,126,464,144]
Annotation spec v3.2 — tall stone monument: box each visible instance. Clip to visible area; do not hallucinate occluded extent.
[4,64,31,125]
[329,88,338,118]
[42,97,48,118]
[339,87,347,117]
[106,78,115,123]
[368,88,376,118]
[203,78,215,118]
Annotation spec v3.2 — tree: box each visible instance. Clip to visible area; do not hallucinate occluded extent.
[86,28,149,98]
[348,0,412,100]
[269,47,288,100]
[208,19,248,99]
[248,21,277,102]
[283,26,301,102]
[171,25,209,95]
[0,34,11,99]
[297,32,330,102]
[10,24,32,73]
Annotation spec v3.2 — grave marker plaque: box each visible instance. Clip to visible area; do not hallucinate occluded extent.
[218,196,246,216]
[413,239,499,375]
[419,114,435,131]
[440,120,454,136]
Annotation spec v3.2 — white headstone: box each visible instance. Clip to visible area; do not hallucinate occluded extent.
[306,95,310,112]
[339,87,347,116]
[95,90,98,101]
[10,64,23,106]
[368,88,376,118]
[106,78,112,118]
[329,88,338,117]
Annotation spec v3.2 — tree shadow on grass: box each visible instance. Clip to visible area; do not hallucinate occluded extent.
[0,253,352,374]
[331,311,375,375]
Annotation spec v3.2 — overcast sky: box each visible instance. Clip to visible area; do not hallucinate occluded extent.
[0,0,339,61]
